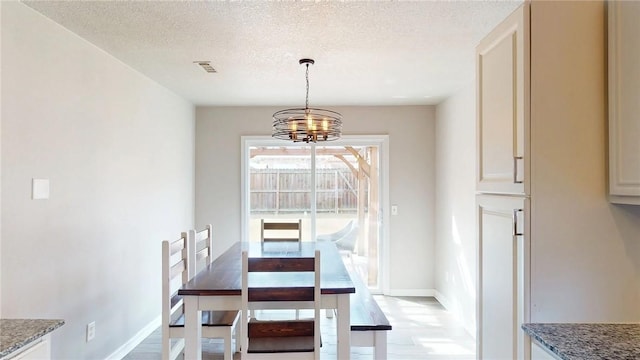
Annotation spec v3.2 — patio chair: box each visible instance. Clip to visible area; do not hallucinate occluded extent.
[319,221,358,254]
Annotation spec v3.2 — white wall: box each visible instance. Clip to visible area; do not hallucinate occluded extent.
[529,0,640,322]
[434,83,477,335]
[0,1,4,319]
[1,3,195,359]
[195,106,436,294]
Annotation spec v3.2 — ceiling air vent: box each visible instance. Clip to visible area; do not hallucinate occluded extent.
[194,61,217,73]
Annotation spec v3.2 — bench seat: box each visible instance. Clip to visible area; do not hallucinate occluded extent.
[349,271,392,360]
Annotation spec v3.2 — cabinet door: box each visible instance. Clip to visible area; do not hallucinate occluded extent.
[477,195,530,360]
[608,0,640,204]
[477,4,529,195]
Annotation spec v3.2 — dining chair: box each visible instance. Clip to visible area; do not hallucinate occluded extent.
[240,250,321,360]
[188,224,242,351]
[185,224,213,277]
[260,219,303,245]
[161,233,239,360]
[258,219,304,319]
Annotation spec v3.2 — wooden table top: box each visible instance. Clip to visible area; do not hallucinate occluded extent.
[178,241,356,296]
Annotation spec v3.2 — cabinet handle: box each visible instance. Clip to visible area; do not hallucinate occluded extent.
[513,156,524,184]
[513,209,524,237]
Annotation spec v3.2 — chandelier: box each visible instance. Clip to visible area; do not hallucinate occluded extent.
[272,59,343,143]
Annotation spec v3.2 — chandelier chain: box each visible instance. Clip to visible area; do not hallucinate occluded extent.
[305,63,310,110]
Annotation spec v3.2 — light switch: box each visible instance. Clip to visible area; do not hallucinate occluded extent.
[391,205,398,216]
[32,178,50,200]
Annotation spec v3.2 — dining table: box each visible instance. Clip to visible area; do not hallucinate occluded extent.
[178,240,356,360]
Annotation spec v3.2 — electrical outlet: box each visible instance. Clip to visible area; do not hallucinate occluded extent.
[86,322,96,342]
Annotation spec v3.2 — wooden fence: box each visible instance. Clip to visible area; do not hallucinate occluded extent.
[250,169,365,214]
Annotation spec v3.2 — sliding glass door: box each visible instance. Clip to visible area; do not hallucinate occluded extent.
[242,136,388,290]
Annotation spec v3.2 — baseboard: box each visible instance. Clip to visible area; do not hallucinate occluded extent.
[106,315,161,360]
[434,290,476,339]
[434,290,452,309]
[385,288,435,297]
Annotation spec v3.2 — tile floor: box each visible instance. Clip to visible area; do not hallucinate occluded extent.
[123,296,475,360]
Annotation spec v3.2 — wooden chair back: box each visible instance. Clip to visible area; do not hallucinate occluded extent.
[260,219,302,243]
[241,250,321,360]
[161,234,190,360]
[186,224,213,277]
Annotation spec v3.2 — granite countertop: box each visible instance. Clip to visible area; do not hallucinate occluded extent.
[0,319,65,357]
[522,323,640,360]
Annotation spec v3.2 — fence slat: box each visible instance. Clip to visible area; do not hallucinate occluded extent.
[250,169,363,214]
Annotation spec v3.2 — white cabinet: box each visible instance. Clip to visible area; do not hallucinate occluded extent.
[478,1,609,358]
[476,4,529,196]
[3,335,51,360]
[477,194,529,360]
[476,5,531,360]
[531,341,558,360]
[608,0,640,205]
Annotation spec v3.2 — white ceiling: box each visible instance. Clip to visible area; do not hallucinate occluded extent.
[23,0,522,107]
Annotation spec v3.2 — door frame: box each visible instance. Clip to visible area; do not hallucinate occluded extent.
[240,135,390,294]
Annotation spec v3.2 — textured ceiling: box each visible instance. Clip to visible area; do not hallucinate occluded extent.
[23,0,522,106]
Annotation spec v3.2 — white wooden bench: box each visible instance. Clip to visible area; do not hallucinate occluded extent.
[349,272,392,360]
